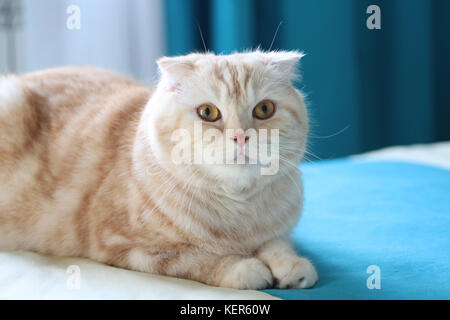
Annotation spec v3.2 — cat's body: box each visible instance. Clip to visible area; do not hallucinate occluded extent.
[0,51,318,289]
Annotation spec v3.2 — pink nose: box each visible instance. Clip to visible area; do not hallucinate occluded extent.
[233,134,249,147]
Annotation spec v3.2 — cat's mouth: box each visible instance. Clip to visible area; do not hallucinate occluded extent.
[232,154,257,166]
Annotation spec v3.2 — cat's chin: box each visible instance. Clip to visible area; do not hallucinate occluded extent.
[205,163,272,190]
[212,163,261,176]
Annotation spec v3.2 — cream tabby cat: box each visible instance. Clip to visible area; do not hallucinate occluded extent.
[0,51,317,289]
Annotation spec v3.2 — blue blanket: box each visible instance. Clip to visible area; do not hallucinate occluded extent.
[263,160,450,299]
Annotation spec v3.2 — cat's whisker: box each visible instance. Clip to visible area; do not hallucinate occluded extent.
[268,21,283,51]
[139,174,180,223]
[138,166,195,222]
[186,171,209,219]
[308,124,350,139]
[196,20,208,53]
[176,167,201,211]
[278,158,303,198]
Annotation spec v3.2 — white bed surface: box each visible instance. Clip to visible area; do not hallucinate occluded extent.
[1,141,448,300]
[0,251,276,300]
[356,141,450,169]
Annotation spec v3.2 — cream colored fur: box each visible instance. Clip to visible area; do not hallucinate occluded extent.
[0,51,317,289]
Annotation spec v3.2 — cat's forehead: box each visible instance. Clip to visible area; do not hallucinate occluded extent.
[158,50,303,76]
[181,54,263,105]
[191,51,263,62]
[186,52,268,72]
[158,50,303,103]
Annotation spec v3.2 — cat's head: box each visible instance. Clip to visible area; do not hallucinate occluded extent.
[141,50,309,192]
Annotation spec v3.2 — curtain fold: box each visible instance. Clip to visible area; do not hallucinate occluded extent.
[164,0,450,158]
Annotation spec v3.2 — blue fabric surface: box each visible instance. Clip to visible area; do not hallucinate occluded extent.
[263,160,450,299]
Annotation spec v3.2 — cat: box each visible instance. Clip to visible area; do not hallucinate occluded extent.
[0,50,318,289]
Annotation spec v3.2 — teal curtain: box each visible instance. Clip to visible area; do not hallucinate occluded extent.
[164,0,450,158]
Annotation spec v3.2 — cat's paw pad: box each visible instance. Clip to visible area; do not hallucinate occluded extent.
[273,257,318,289]
[220,257,273,290]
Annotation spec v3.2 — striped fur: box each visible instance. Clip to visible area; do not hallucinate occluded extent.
[0,51,317,289]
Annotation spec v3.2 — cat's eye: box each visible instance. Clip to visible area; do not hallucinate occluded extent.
[253,100,275,120]
[197,103,221,122]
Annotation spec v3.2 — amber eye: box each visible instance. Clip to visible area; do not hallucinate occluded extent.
[253,100,275,120]
[197,104,221,122]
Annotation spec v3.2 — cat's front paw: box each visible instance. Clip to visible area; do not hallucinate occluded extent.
[272,257,318,289]
[219,257,273,290]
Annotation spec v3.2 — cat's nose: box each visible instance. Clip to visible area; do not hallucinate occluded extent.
[233,133,249,147]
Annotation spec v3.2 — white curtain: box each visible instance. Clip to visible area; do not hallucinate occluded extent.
[5,0,165,85]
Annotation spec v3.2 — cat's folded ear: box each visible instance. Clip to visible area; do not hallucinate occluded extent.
[265,50,305,82]
[157,56,197,91]
[157,56,196,80]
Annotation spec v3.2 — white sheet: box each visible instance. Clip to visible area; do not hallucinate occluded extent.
[1,141,448,300]
[356,141,450,169]
[0,251,276,300]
